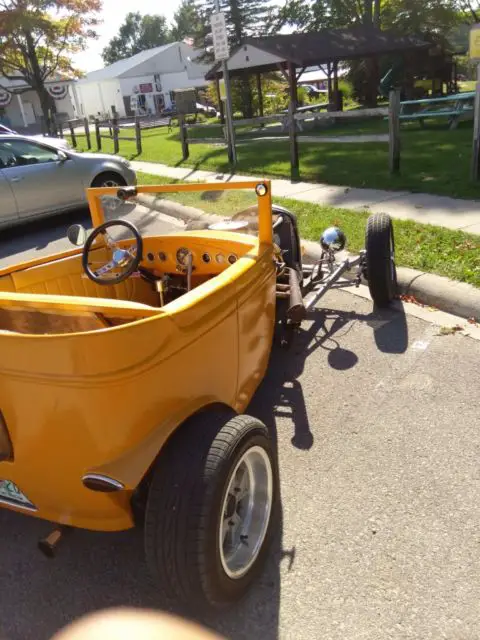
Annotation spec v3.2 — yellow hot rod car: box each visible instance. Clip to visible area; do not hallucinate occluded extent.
[0,179,396,612]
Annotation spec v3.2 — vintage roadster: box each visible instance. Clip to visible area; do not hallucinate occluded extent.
[0,180,396,611]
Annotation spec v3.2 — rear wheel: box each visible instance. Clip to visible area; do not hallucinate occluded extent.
[144,412,277,613]
[365,213,397,307]
[91,172,126,188]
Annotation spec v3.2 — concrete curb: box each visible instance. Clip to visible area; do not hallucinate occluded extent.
[137,194,480,322]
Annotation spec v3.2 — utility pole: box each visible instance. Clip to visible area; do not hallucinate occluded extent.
[212,0,237,166]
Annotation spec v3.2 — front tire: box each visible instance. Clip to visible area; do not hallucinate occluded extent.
[365,213,397,307]
[144,412,278,613]
[91,171,126,188]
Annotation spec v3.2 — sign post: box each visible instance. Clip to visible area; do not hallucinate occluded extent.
[470,24,480,180]
[211,6,236,166]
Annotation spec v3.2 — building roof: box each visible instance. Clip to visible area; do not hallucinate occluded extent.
[205,26,430,79]
[80,43,177,83]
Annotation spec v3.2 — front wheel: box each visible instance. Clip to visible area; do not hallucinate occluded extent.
[144,412,278,612]
[365,213,397,307]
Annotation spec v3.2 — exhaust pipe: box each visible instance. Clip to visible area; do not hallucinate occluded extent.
[287,268,306,324]
[38,525,71,558]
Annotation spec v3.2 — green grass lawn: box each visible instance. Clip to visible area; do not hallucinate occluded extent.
[136,171,480,288]
[70,117,480,199]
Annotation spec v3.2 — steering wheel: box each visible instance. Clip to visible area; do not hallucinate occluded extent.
[82,219,143,285]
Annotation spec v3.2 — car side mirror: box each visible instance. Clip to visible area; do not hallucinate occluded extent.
[67,224,87,246]
[57,150,68,162]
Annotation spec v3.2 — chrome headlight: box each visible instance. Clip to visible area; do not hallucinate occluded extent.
[320,226,346,252]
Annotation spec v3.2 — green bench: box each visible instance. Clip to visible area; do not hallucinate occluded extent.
[399,92,475,130]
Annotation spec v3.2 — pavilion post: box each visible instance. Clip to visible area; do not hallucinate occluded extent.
[327,62,333,104]
[256,73,264,118]
[333,61,342,110]
[389,89,401,174]
[287,61,299,181]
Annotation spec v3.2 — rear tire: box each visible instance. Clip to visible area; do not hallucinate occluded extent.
[144,411,278,613]
[365,213,397,307]
[91,172,126,188]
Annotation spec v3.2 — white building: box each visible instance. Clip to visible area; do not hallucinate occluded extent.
[0,76,79,130]
[75,42,210,119]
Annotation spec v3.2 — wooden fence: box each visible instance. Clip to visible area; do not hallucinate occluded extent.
[66,113,173,155]
[178,90,401,179]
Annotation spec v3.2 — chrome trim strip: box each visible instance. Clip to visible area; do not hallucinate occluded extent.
[82,473,124,491]
[0,496,37,512]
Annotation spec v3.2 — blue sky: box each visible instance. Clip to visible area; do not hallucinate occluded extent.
[74,0,184,73]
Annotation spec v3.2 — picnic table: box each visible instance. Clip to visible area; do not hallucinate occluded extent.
[280,102,332,132]
[399,91,475,129]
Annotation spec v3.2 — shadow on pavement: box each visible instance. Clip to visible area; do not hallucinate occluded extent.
[0,300,407,640]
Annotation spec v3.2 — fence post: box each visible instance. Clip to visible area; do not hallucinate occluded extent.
[68,120,76,148]
[135,117,142,155]
[112,115,119,154]
[178,114,189,160]
[389,89,401,174]
[84,117,91,150]
[95,118,101,150]
[471,63,480,181]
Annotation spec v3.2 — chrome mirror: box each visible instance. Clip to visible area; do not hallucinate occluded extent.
[67,224,87,246]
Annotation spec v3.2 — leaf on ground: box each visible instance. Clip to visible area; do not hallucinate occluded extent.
[397,294,428,307]
[437,325,464,335]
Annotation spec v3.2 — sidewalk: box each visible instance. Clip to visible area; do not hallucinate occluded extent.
[131,160,480,235]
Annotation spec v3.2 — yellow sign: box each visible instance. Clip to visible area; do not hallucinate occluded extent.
[469,24,480,59]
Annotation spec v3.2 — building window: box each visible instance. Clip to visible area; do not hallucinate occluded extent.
[154,74,162,92]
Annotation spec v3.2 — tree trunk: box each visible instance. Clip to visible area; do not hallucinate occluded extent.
[23,30,55,135]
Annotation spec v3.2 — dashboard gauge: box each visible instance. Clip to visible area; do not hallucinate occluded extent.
[176,247,191,266]
[228,254,237,264]
[202,253,211,263]
[158,251,167,261]
[215,253,225,264]
[146,252,155,262]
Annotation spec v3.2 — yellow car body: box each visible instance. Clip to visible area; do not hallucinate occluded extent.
[0,180,276,532]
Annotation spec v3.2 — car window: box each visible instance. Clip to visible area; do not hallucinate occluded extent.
[0,139,59,169]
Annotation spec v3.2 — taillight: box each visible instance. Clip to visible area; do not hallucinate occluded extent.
[0,411,13,462]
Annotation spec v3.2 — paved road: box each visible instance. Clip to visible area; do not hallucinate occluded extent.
[0,214,479,640]
[0,201,184,270]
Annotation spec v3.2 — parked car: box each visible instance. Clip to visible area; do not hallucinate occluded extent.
[195,102,219,117]
[0,135,136,229]
[0,123,71,150]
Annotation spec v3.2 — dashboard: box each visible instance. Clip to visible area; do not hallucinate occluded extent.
[139,236,256,276]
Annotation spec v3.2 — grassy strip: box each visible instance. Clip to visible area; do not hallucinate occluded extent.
[69,117,479,199]
[136,171,480,288]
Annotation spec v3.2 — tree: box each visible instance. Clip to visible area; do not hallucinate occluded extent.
[197,0,277,116]
[0,0,101,135]
[102,12,172,65]
[198,0,277,43]
[458,0,480,22]
[171,0,203,43]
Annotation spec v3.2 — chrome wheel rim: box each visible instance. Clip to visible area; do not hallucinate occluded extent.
[219,445,273,579]
[102,179,119,187]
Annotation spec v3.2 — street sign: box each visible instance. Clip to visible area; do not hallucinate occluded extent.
[470,23,480,60]
[211,12,229,61]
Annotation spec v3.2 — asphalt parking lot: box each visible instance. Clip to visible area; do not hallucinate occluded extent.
[0,210,479,640]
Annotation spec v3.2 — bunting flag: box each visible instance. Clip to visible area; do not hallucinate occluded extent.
[47,84,68,100]
[0,89,12,107]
